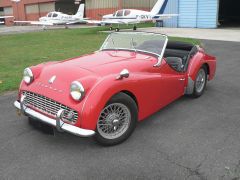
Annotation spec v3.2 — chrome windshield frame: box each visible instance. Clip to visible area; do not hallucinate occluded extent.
[99,32,168,67]
[154,36,168,67]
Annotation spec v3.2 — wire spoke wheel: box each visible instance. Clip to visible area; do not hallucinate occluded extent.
[195,68,206,93]
[97,103,131,140]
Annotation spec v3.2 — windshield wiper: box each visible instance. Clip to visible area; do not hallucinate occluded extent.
[111,38,116,50]
[131,38,137,53]
[111,38,118,56]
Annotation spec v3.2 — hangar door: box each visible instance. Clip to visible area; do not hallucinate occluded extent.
[25,3,55,21]
[178,0,218,28]
[178,0,198,27]
[163,0,178,28]
[219,0,240,27]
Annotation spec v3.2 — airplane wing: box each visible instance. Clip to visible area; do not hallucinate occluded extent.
[153,14,179,20]
[14,21,54,26]
[85,20,103,24]
[66,18,89,25]
[0,16,14,19]
[85,19,139,25]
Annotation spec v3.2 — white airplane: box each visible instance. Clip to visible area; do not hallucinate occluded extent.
[86,0,178,31]
[0,16,14,24]
[14,4,86,28]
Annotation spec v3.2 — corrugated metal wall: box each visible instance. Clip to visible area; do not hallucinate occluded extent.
[150,0,158,8]
[197,0,218,28]
[85,0,118,20]
[86,0,158,11]
[24,2,55,20]
[39,3,55,13]
[25,4,39,14]
[25,3,55,15]
[178,0,218,28]
[163,0,178,27]
[178,0,198,27]
[122,0,157,10]
[86,0,118,10]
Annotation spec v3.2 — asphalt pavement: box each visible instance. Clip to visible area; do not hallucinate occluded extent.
[140,27,240,42]
[0,40,240,180]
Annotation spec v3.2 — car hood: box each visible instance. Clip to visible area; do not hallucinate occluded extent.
[30,50,156,94]
[55,50,156,76]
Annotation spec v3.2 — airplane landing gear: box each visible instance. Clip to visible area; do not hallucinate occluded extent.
[133,26,137,31]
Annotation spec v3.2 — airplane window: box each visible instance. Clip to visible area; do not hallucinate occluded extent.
[53,13,58,17]
[124,10,131,16]
[116,10,124,17]
[47,13,52,17]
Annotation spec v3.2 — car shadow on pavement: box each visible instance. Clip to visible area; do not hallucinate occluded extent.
[28,118,55,135]
[25,92,209,149]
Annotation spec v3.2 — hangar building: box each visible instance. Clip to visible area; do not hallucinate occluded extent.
[0,0,239,28]
[85,0,240,28]
[162,0,240,28]
[0,0,82,25]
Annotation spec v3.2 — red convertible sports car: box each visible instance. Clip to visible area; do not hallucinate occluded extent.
[14,32,216,146]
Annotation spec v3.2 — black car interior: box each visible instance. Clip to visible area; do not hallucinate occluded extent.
[164,41,198,72]
[137,40,199,72]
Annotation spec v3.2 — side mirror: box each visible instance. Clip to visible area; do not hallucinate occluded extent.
[116,69,129,80]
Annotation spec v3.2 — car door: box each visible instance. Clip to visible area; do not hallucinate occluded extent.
[150,59,186,110]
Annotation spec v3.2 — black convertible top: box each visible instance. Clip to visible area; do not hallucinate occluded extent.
[166,41,194,51]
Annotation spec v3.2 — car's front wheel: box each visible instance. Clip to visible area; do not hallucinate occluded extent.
[95,93,138,146]
[192,66,207,98]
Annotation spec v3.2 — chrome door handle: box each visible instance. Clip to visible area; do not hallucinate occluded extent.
[179,78,185,81]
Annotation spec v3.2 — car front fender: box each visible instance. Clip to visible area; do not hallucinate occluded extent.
[79,74,138,130]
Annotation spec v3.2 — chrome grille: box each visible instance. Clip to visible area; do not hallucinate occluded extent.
[23,91,78,123]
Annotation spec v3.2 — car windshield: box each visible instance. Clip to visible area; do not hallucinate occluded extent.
[100,32,168,57]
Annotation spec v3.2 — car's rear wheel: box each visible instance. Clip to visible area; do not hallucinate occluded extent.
[95,93,138,146]
[192,66,207,98]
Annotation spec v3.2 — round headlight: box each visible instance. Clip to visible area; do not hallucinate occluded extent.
[70,81,85,101]
[23,68,34,84]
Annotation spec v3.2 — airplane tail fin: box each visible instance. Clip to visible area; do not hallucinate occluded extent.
[150,0,168,16]
[75,4,85,19]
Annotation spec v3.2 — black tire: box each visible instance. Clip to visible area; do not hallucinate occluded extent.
[115,28,120,32]
[133,26,137,31]
[95,93,138,146]
[109,27,113,31]
[192,66,207,98]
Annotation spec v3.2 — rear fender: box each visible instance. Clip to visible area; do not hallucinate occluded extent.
[185,50,216,94]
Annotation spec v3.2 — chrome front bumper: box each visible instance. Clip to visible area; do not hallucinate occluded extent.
[14,99,95,137]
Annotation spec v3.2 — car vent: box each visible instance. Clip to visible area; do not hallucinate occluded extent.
[22,91,78,123]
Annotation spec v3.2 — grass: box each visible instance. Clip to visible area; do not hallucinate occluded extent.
[0,24,200,94]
